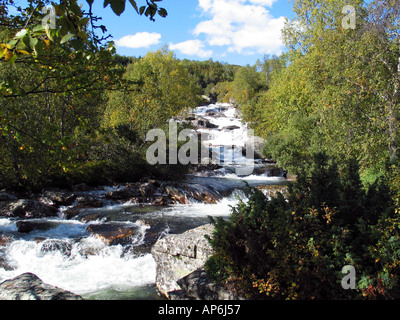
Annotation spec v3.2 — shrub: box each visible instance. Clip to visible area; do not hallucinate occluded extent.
[206,153,400,299]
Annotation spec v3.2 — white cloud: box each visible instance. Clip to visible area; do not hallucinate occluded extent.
[248,0,277,6]
[115,32,162,49]
[194,0,285,55]
[170,39,213,58]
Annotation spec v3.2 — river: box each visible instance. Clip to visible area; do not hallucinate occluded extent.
[0,103,287,300]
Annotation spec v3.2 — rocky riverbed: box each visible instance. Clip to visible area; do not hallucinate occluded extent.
[0,103,289,300]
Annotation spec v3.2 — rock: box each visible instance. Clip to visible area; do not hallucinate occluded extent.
[164,185,186,204]
[86,223,142,246]
[75,195,104,208]
[0,273,83,300]
[62,207,82,220]
[139,182,157,199]
[0,235,13,247]
[168,269,243,300]
[0,236,14,271]
[0,199,58,219]
[40,239,72,256]
[151,224,214,298]
[182,183,222,204]
[151,195,171,206]
[43,191,77,206]
[61,195,104,219]
[193,118,218,129]
[79,212,110,223]
[16,220,57,233]
[222,125,240,130]
[105,184,140,200]
[72,183,91,191]
[0,192,18,201]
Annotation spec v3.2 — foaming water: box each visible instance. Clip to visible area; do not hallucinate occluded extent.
[0,218,18,233]
[0,235,156,297]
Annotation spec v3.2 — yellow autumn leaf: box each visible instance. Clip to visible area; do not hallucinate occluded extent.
[4,49,13,61]
[17,49,30,55]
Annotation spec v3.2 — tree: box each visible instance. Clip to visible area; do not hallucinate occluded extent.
[0,0,168,190]
[0,0,167,62]
[251,0,400,176]
[103,48,200,139]
[206,155,399,299]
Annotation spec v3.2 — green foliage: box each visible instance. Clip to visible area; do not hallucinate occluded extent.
[181,59,239,100]
[103,48,201,138]
[0,0,167,63]
[232,0,400,179]
[206,154,400,299]
[0,0,190,191]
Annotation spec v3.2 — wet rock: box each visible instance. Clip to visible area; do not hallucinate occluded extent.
[151,195,171,206]
[43,191,77,206]
[0,273,83,300]
[169,269,244,300]
[62,207,82,220]
[193,118,218,129]
[75,195,104,208]
[0,192,18,201]
[40,239,72,256]
[139,182,157,199]
[0,199,58,219]
[222,125,240,130]
[16,220,57,233]
[0,235,13,247]
[86,223,142,246]
[182,183,221,204]
[79,212,110,223]
[62,195,104,220]
[72,183,91,192]
[164,185,186,204]
[105,184,140,200]
[151,224,214,298]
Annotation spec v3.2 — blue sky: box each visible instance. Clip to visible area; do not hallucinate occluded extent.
[88,0,295,66]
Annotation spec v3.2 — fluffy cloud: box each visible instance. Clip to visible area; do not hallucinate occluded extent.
[115,32,162,49]
[195,0,285,55]
[169,39,213,58]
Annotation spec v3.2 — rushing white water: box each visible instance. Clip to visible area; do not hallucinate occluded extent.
[0,103,286,300]
[0,237,156,296]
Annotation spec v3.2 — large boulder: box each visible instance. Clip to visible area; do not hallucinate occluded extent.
[0,273,83,300]
[16,220,58,233]
[0,199,58,219]
[151,224,214,298]
[169,269,244,300]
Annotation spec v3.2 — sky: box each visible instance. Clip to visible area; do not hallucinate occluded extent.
[88,0,295,66]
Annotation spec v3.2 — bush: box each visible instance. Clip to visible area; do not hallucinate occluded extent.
[206,153,400,299]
